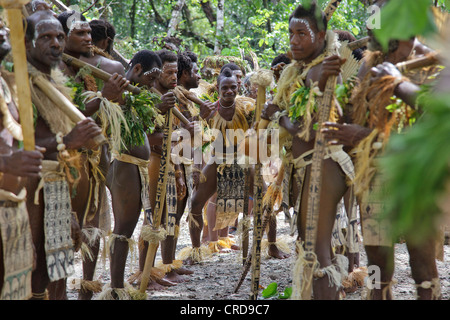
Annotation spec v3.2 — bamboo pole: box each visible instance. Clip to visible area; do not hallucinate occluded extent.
[62,53,140,94]
[138,107,174,297]
[396,52,440,73]
[2,1,35,151]
[62,54,197,127]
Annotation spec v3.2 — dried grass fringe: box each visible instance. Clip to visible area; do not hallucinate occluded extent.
[107,233,136,267]
[155,259,183,273]
[176,246,212,263]
[292,241,349,299]
[140,224,167,244]
[82,91,129,153]
[260,236,291,259]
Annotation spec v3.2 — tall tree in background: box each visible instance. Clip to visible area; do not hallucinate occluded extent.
[167,0,187,37]
[214,0,225,54]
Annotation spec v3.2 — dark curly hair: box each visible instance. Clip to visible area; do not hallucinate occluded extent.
[128,50,162,74]
[217,66,236,87]
[271,53,291,67]
[90,19,116,54]
[156,48,178,65]
[177,51,194,80]
[57,10,87,35]
[289,2,327,33]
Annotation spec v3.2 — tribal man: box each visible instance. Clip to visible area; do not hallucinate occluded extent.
[56,10,129,300]
[321,0,442,300]
[0,18,44,300]
[261,3,354,299]
[156,50,214,283]
[100,49,172,299]
[24,10,103,300]
[81,19,124,77]
[181,67,254,265]
[132,48,185,290]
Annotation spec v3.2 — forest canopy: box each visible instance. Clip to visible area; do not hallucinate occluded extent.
[2,0,449,68]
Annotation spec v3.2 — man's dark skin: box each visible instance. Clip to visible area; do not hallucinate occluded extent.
[185,72,255,266]
[136,57,195,290]
[24,11,103,299]
[320,30,440,299]
[105,54,169,292]
[261,14,347,299]
[159,54,215,283]
[52,12,129,300]
[0,20,44,296]
[80,20,124,80]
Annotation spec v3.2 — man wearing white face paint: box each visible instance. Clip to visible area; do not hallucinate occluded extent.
[24,10,103,300]
[50,10,131,300]
[261,3,352,300]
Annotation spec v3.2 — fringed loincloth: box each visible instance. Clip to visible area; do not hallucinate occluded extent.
[113,152,151,218]
[214,159,245,231]
[147,153,178,236]
[0,188,33,300]
[35,160,75,282]
[285,145,355,236]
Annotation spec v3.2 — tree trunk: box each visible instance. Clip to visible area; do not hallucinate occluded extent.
[149,0,167,26]
[130,0,137,39]
[199,0,216,26]
[167,0,187,37]
[214,0,225,55]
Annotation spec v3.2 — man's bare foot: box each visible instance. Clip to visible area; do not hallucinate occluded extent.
[268,243,290,259]
[146,280,169,291]
[165,270,189,283]
[155,277,177,287]
[174,267,194,275]
[183,257,196,266]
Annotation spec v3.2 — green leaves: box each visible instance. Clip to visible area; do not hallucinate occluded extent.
[381,92,450,245]
[372,0,437,51]
[261,282,292,299]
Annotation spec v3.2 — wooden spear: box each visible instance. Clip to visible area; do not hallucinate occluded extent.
[1,0,35,151]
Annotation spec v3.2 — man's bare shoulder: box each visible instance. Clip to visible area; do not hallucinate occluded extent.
[98,56,126,76]
[305,63,322,87]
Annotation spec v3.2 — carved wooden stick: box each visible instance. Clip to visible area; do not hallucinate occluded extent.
[2,1,35,150]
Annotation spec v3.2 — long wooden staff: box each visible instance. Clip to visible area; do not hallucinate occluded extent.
[248,68,272,300]
[234,167,284,293]
[240,70,272,266]
[139,103,174,296]
[2,0,35,151]
[396,52,440,73]
[300,0,343,300]
[62,53,198,128]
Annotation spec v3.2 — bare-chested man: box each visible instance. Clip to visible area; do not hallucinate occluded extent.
[261,3,352,299]
[52,10,129,300]
[321,0,441,300]
[24,10,103,300]
[101,49,174,299]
